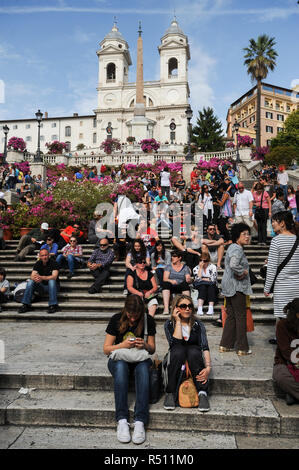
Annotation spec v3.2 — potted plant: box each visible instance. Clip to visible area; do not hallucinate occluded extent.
[100,138,121,155]
[237,134,253,147]
[7,137,27,152]
[46,140,67,154]
[140,138,160,153]
[126,136,135,144]
[0,208,16,240]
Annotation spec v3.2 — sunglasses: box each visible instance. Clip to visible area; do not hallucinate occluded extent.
[100,243,108,247]
[178,304,192,310]
[137,260,146,264]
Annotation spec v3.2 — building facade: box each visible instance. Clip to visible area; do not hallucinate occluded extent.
[226,82,299,147]
[1,19,191,155]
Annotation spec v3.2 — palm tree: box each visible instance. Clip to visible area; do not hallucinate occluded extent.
[243,35,278,147]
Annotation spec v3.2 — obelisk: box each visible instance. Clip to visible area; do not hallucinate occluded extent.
[130,22,149,141]
[134,21,145,117]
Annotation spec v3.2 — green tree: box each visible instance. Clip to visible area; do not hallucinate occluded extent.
[243,34,278,147]
[265,145,298,167]
[191,107,225,152]
[270,109,299,153]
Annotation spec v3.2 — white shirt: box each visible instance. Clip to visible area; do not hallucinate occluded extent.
[160,171,171,187]
[277,171,289,186]
[233,189,253,216]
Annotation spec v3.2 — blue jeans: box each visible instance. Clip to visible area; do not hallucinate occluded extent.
[56,254,81,274]
[22,279,59,306]
[108,358,151,425]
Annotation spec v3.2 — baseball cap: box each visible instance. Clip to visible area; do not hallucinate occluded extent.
[41,223,49,230]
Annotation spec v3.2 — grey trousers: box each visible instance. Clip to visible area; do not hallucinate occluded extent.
[220,292,249,352]
[17,235,37,260]
[273,364,299,401]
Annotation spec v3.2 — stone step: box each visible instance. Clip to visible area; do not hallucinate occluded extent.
[0,389,286,436]
[0,306,274,322]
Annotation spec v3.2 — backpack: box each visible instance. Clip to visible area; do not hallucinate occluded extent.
[12,280,36,303]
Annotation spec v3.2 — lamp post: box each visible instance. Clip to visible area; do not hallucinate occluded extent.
[3,124,9,165]
[185,105,193,161]
[232,119,241,166]
[35,109,43,162]
[253,124,258,146]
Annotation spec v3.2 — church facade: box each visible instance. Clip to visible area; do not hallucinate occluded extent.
[1,19,191,154]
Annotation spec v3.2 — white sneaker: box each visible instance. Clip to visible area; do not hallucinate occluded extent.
[117,419,131,443]
[132,421,146,445]
[197,307,203,315]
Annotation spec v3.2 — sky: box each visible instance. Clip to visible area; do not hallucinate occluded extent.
[0,0,299,133]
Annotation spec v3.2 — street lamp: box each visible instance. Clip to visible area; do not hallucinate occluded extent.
[232,119,241,165]
[3,124,9,165]
[185,105,193,161]
[253,124,258,146]
[35,109,43,162]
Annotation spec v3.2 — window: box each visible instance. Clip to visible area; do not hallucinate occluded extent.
[107,63,116,82]
[40,135,45,141]
[51,135,58,140]
[242,121,248,128]
[266,111,273,119]
[277,114,284,122]
[266,126,273,133]
[266,139,272,146]
[277,127,283,133]
[26,136,32,141]
[65,142,71,152]
[13,124,18,130]
[93,132,97,144]
[249,115,255,123]
[93,118,97,128]
[52,123,57,128]
[26,124,31,129]
[65,126,71,137]
[168,58,178,78]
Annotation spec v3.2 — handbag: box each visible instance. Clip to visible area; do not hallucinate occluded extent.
[249,267,258,286]
[269,237,299,293]
[287,364,299,383]
[109,312,150,363]
[221,296,254,332]
[149,356,163,404]
[255,191,266,222]
[178,362,199,408]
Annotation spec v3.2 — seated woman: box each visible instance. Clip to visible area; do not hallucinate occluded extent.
[103,295,156,444]
[163,294,211,412]
[124,239,151,294]
[126,255,158,317]
[162,249,192,315]
[273,298,299,406]
[150,240,171,287]
[193,252,218,316]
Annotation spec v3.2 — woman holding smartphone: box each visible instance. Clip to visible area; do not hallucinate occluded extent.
[163,294,212,412]
[103,295,156,445]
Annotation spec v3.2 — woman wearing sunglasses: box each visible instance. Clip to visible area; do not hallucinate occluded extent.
[163,294,211,412]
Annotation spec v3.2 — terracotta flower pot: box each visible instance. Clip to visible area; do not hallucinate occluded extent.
[3,228,13,240]
[20,227,33,237]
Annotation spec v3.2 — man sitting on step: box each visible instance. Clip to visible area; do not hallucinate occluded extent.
[14,222,49,261]
[18,248,60,314]
[87,237,115,294]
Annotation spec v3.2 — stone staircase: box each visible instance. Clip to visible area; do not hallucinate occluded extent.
[0,239,271,321]
[1,238,299,449]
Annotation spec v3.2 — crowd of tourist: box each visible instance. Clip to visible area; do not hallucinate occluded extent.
[0,159,299,444]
